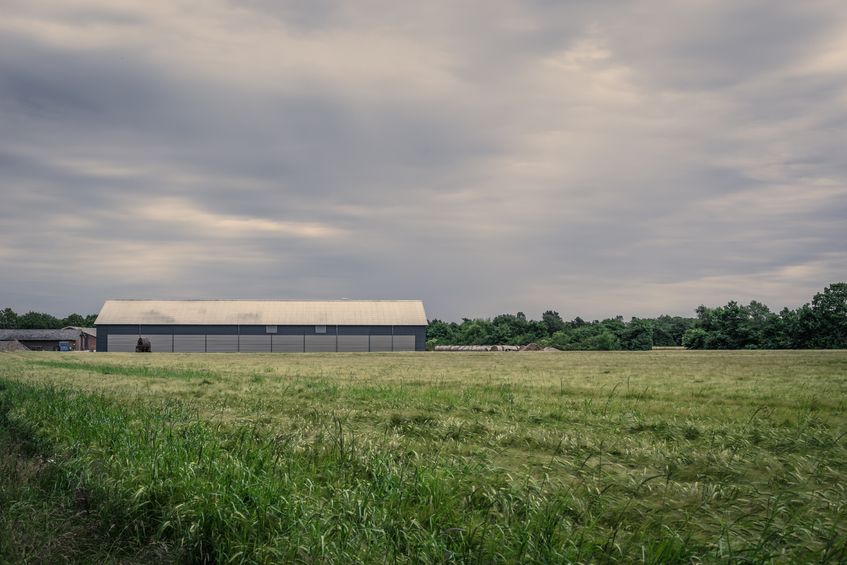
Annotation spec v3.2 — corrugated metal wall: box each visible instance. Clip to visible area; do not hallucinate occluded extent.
[239,335,271,353]
[273,335,303,352]
[147,335,173,352]
[393,335,416,351]
[206,335,238,353]
[98,325,426,352]
[369,335,392,352]
[174,335,205,352]
[338,336,369,352]
[304,335,336,352]
[107,334,140,352]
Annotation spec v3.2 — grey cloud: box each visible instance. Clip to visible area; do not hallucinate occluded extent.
[600,1,843,90]
[2,29,496,212]
[233,0,343,32]
[0,0,845,319]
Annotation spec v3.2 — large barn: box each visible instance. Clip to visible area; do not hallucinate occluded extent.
[94,299,427,352]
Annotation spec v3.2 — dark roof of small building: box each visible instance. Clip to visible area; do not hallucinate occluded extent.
[64,326,97,337]
[0,329,82,341]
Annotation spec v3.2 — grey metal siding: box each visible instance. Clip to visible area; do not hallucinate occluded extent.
[305,325,337,335]
[276,325,309,335]
[305,335,336,352]
[96,328,108,351]
[144,334,173,352]
[239,335,271,352]
[393,335,416,351]
[393,326,426,351]
[140,325,173,335]
[401,326,426,351]
[338,335,369,352]
[369,335,392,352]
[107,334,139,352]
[174,325,205,335]
[338,326,371,335]
[239,326,268,335]
[272,335,304,352]
[206,335,238,352]
[394,326,426,351]
[174,335,205,352]
[206,325,239,335]
[96,324,426,352]
[108,325,142,334]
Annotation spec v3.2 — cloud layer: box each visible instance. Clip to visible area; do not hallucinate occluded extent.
[1,0,845,319]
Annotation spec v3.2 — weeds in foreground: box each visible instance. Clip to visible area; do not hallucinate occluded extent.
[0,351,845,562]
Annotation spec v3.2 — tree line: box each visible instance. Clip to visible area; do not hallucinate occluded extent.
[2,283,844,350]
[0,308,98,329]
[428,283,846,350]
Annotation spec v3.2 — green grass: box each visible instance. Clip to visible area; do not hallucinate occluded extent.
[1,350,846,562]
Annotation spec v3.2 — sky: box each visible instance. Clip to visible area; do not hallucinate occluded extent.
[1,0,845,321]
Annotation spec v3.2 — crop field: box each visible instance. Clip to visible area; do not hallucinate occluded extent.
[1,350,846,563]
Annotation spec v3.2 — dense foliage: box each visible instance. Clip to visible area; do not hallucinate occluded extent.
[0,308,97,329]
[429,283,846,350]
[681,283,847,349]
[427,313,679,351]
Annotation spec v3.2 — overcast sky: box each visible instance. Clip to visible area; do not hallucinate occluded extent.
[1,1,845,321]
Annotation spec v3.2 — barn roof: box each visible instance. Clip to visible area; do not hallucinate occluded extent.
[0,329,81,341]
[64,326,97,337]
[95,300,428,326]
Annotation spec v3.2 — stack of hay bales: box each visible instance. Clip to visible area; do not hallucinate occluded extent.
[434,345,523,352]
[432,344,554,352]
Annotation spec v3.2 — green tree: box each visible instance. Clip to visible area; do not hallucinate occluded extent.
[62,313,87,327]
[593,330,621,351]
[619,318,653,350]
[652,315,695,346]
[541,310,565,335]
[809,283,847,348]
[457,319,495,345]
[0,307,18,329]
[427,319,459,345]
[17,311,63,329]
[682,328,708,349]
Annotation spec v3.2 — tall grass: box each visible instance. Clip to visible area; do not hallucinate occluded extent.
[1,350,846,562]
[0,380,619,562]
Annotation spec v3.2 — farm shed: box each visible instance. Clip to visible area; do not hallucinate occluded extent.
[64,326,97,351]
[0,329,85,351]
[94,300,427,353]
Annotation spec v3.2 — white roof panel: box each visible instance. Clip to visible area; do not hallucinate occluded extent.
[95,300,427,326]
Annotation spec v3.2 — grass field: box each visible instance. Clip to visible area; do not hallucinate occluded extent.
[1,350,845,563]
